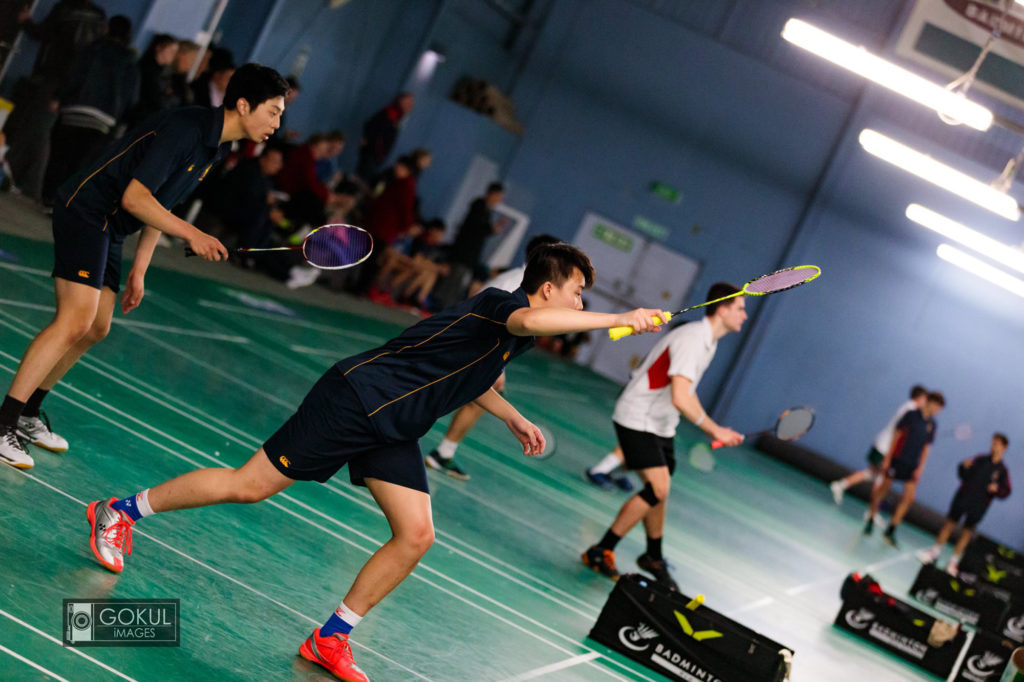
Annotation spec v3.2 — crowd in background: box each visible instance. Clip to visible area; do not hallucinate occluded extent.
[0,0,520,318]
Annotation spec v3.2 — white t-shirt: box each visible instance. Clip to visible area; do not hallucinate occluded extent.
[612,317,717,438]
[873,399,918,453]
[484,265,526,293]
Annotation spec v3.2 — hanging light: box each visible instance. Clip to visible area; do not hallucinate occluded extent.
[936,243,1024,298]
[859,130,1020,221]
[907,204,1024,273]
[781,18,994,131]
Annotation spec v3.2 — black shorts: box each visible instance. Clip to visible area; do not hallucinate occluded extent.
[866,447,885,468]
[614,421,676,475]
[887,457,919,482]
[263,366,428,493]
[51,203,123,292]
[947,493,987,528]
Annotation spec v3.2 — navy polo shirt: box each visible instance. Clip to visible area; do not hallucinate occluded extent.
[57,106,230,238]
[892,409,936,466]
[338,288,536,441]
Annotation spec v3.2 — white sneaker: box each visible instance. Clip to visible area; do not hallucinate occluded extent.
[0,426,34,469]
[945,561,959,576]
[286,265,320,289]
[17,411,69,453]
[829,481,844,505]
[916,546,941,564]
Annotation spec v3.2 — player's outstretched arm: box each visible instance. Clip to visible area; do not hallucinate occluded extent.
[474,388,545,456]
[506,307,666,337]
[121,179,228,261]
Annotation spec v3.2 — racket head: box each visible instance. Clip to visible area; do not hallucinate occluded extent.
[687,442,715,472]
[301,224,374,270]
[742,265,820,296]
[773,406,815,441]
[532,424,557,460]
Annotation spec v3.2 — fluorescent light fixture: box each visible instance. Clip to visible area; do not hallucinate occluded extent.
[936,243,1024,298]
[859,129,1020,221]
[907,204,1024,273]
[782,18,993,131]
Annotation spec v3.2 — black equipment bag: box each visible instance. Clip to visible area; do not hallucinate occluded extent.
[910,564,1010,631]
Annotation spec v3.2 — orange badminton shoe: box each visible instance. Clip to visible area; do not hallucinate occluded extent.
[299,629,369,682]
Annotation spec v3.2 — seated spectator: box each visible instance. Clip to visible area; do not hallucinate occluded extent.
[362,155,417,247]
[200,145,286,250]
[41,14,139,207]
[191,47,235,107]
[356,92,414,184]
[388,219,451,312]
[447,182,506,294]
[274,76,301,143]
[276,133,344,232]
[316,130,347,189]
[127,33,178,127]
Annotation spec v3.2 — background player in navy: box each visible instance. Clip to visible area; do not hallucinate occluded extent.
[916,433,1012,575]
[0,64,289,470]
[84,244,667,681]
[865,391,945,546]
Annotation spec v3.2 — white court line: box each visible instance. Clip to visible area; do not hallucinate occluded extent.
[725,596,776,616]
[0,644,71,681]
[12,471,432,681]
[290,344,340,358]
[0,607,137,681]
[0,361,640,681]
[499,652,601,681]
[197,299,383,342]
[0,262,49,275]
[783,551,913,596]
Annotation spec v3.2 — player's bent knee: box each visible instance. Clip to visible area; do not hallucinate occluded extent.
[83,321,111,345]
[637,482,664,506]
[399,524,435,555]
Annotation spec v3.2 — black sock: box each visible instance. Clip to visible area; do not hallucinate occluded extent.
[0,395,26,429]
[884,523,897,536]
[598,529,622,551]
[22,388,49,418]
[646,536,663,560]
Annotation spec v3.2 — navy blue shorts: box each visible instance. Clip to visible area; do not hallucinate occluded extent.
[51,202,123,292]
[887,457,919,482]
[614,421,676,475]
[263,366,428,493]
[947,493,987,528]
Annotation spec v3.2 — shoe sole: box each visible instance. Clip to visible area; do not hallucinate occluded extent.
[16,429,68,453]
[87,501,122,574]
[425,457,470,481]
[581,471,613,490]
[445,471,470,481]
[0,457,33,469]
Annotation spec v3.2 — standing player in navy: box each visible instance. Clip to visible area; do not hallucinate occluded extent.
[865,391,946,546]
[0,64,289,470]
[581,283,746,590]
[916,433,1012,575]
[84,244,667,681]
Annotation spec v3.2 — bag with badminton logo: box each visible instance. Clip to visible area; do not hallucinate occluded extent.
[588,573,794,681]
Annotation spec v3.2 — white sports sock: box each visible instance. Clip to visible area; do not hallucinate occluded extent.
[136,489,155,518]
[436,438,458,459]
[336,601,363,630]
[590,452,622,475]
[951,552,962,563]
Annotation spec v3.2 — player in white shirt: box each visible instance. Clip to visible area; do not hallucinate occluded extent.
[424,235,561,480]
[582,283,746,589]
[829,385,927,505]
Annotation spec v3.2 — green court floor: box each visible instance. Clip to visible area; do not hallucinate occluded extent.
[0,232,944,681]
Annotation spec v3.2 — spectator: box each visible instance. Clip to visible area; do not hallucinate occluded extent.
[169,40,200,107]
[362,155,417,247]
[316,130,347,188]
[448,182,506,288]
[277,133,342,231]
[274,75,302,143]
[356,92,414,183]
[191,47,235,108]
[127,34,178,127]
[4,0,106,200]
[41,14,139,207]
[202,145,286,249]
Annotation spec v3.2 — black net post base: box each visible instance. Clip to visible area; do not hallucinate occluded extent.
[910,564,1011,631]
[588,574,794,682]
[834,573,967,678]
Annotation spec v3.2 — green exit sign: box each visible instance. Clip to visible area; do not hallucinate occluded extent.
[649,181,682,204]
[592,222,634,253]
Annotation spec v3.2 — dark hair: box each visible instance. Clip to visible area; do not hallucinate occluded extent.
[307,132,326,146]
[486,182,504,195]
[324,130,346,143]
[223,63,289,112]
[286,75,301,90]
[525,234,561,259]
[705,282,741,316]
[425,218,445,232]
[993,432,1009,447]
[910,385,927,399]
[522,243,594,294]
[208,47,236,73]
[145,33,177,58]
[260,144,284,158]
[926,391,945,407]
[107,15,132,45]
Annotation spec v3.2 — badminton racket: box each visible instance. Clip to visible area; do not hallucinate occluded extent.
[609,265,821,340]
[185,223,373,270]
[688,406,815,472]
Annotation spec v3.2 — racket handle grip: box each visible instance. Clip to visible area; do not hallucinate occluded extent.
[710,440,724,450]
[608,312,672,341]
